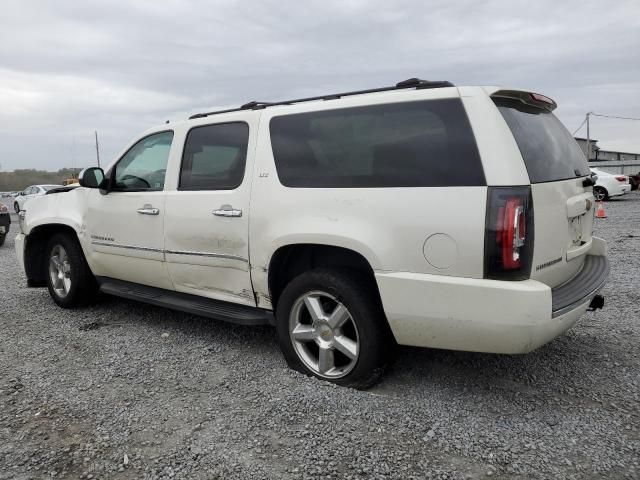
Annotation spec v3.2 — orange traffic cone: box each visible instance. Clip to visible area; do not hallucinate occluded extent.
[595,200,607,219]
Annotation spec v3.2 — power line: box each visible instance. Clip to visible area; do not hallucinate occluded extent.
[573,111,640,136]
[572,117,588,135]
[591,113,640,121]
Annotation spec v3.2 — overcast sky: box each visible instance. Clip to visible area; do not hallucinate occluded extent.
[1,0,639,171]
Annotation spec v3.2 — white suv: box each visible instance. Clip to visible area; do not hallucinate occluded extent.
[15,79,609,388]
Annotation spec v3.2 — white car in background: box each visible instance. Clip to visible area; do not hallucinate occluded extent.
[590,168,631,201]
[14,185,63,213]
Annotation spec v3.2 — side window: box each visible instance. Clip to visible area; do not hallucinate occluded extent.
[113,131,174,191]
[179,122,249,191]
[269,99,484,188]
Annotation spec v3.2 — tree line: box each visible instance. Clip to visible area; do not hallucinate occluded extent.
[0,168,83,192]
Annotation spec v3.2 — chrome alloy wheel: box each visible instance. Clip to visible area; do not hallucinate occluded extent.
[289,291,359,379]
[49,245,72,298]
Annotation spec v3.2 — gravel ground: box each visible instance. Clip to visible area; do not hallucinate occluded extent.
[0,195,638,480]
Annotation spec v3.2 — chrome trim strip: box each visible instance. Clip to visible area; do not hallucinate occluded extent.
[91,241,163,253]
[165,249,249,263]
[90,241,248,263]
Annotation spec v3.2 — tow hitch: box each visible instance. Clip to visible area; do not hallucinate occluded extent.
[588,294,605,312]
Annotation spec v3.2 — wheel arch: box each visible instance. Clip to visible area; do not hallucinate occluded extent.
[24,223,82,287]
[267,243,382,311]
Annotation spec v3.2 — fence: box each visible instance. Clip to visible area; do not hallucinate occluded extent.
[588,161,640,175]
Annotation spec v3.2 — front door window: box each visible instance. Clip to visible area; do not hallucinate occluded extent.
[113,131,174,191]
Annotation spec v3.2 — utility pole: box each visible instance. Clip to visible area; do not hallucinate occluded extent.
[585,112,591,161]
[94,131,101,168]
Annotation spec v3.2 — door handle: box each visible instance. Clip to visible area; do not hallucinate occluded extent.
[137,204,160,215]
[213,205,242,217]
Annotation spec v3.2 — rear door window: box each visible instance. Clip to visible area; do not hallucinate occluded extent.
[494,98,589,183]
[179,122,249,190]
[269,99,484,188]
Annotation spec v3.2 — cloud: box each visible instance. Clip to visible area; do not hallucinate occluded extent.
[0,0,638,170]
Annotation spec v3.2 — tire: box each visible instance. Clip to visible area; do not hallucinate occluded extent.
[14,202,20,213]
[275,268,394,389]
[594,186,608,201]
[0,234,5,247]
[45,233,98,308]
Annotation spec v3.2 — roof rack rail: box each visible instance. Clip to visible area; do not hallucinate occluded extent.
[188,78,454,120]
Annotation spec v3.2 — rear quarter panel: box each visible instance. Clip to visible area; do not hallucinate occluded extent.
[249,89,489,307]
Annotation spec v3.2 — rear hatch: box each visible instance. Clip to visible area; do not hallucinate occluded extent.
[493,92,594,288]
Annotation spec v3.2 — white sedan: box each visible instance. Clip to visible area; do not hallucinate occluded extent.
[13,185,63,213]
[590,168,631,201]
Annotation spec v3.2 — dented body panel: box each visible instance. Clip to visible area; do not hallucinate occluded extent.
[15,83,608,355]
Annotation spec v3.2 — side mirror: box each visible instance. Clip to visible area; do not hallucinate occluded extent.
[79,167,106,189]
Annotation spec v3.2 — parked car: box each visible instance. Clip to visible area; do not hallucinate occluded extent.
[14,79,609,388]
[13,185,63,213]
[0,202,10,247]
[627,172,639,191]
[590,168,631,200]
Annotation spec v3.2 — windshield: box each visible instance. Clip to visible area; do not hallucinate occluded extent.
[494,97,589,183]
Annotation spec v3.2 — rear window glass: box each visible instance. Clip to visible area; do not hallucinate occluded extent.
[269,99,484,188]
[494,98,589,183]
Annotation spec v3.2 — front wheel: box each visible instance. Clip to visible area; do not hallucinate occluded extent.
[45,233,98,308]
[14,202,20,213]
[275,268,394,389]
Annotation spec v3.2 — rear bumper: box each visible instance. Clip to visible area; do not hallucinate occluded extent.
[612,184,631,196]
[376,237,608,354]
[551,254,609,317]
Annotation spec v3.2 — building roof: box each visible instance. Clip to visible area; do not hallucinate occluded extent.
[597,149,640,156]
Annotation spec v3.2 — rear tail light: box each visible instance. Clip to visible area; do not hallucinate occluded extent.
[615,176,627,182]
[484,186,534,280]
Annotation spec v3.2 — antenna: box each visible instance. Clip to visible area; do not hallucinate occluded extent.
[95,131,101,168]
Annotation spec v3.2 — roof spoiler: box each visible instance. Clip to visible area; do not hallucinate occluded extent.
[491,90,557,111]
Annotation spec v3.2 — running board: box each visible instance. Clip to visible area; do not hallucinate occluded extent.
[96,277,274,326]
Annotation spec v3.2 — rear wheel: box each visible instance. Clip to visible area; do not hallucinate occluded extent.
[275,268,393,389]
[45,233,98,307]
[0,234,5,247]
[14,202,19,213]
[594,186,608,201]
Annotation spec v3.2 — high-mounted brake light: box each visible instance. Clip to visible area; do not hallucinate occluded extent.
[485,187,534,280]
[530,92,554,105]
[491,90,557,111]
